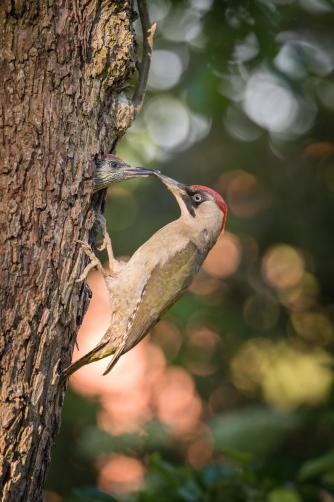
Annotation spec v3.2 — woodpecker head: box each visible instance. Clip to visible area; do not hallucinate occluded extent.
[154,172,227,242]
[93,154,156,192]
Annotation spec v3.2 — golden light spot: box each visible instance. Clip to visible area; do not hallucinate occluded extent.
[230,338,272,393]
[278,272,320,311]
[262,244,305,289]
[203,232,241,279]
[290,310,333,345]
[231,338,333,410]
[98,455,144,497]
[243,294,280,330]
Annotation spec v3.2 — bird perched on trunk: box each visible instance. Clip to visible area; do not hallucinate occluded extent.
[92,154,156,273]
[61,173,227,381]
[93,154,155,192]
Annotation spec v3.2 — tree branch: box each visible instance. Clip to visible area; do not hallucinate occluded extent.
[132,0,156,116]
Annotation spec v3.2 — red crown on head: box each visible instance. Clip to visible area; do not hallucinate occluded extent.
[191,185,228,234]
[102,154,122,161]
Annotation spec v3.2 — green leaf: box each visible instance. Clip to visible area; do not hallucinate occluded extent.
[322,471,334,487]
[201,465,236,487]
[298,450,334,481]
[267,488,302,502]
[223,447,254,465]
[177,480,203,502]
[209,407,299,459]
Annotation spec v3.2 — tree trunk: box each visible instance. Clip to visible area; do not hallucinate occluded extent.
[0,1,147,500]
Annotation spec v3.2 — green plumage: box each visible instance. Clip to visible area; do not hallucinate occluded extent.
[103,241,201,374]
[60,174,226,381]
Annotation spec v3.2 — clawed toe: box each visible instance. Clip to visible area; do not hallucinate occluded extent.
[95,239,105,251]
[77,240,92,251]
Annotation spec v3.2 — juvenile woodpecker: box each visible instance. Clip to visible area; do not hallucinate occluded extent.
[92,154,155,273]
[93,154,155,192]
[61,173,227,380]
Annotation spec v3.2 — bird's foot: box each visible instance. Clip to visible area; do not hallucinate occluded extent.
[78,240,96,260]
[96,234,117,278]
[76,240,110,281]
[78,240,117,280]
[95,238,105,251]
[94,212,117,278]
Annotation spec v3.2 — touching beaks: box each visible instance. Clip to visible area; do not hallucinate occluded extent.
[153,172,186,194]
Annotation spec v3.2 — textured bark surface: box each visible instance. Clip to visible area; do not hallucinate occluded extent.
[0,1,138,500]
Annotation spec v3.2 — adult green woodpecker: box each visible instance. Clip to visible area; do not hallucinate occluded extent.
[61,172,227,380]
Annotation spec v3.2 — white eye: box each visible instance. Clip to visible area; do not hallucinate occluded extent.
[193,193,202,203]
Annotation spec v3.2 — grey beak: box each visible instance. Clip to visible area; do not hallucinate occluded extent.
[153,171,186,194]
[124,167,157,176]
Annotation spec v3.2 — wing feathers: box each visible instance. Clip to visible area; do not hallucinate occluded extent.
[63,241,202,379]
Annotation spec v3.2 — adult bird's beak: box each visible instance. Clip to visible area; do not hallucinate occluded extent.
[122,167,157,176]
[153,172,186,195]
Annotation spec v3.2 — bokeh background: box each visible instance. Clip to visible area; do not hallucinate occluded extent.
[45,0,334,500]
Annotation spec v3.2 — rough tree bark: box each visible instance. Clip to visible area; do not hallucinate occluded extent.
[0,1,154,500]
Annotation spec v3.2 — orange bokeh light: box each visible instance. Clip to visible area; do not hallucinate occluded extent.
[98,455,144,497]
[202,232,241,279]
[303,142,334,159]
[154,366,202,435]
[43,491,62,502]
[215,170,272,218]
[187,438,213,470]
[150,320,182,360]
[262,244,305,289]
[188,326,220,350]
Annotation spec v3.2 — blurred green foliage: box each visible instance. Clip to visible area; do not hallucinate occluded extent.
[55,447,334,502]
[46,0,334,500]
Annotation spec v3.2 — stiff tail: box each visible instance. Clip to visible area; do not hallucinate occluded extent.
[102,343,125,376]
[60,340,109,383]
